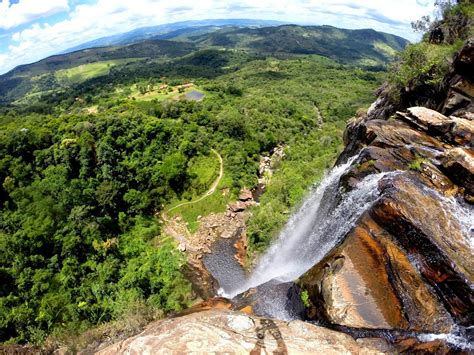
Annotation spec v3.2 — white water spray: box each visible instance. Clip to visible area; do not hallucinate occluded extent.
[417,326,474,351]
[424,186,474,250]
[221,156,397,300]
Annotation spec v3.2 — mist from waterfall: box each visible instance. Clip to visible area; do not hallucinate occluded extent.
[221,155,397,304]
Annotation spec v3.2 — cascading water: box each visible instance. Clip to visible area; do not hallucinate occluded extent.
[423,185,474,249]
[204,150,473,349]
[219,154,399,319]
[418,326,474,351]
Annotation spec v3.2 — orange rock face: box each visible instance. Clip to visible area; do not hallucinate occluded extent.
[300,105,473,333]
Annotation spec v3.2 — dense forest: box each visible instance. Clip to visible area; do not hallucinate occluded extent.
[3,1,471,344]
[0,49,383,344]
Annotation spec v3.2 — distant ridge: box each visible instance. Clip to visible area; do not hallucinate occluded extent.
[0,22,409,105]
[61,19,287,54]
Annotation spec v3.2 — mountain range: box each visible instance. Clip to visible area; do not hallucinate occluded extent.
[0,20,409,105]
[60,19,287,53]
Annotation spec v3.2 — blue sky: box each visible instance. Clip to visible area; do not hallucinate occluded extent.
[0,0,436,74]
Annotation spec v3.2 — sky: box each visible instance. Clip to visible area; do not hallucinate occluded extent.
[0,0,436,75]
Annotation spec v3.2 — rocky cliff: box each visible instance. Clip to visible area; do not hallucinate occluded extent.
[298,39,473,346]
[96,309,396,354]
[96,307,459,354]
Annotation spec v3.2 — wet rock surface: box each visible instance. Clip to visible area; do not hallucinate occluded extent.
[294,43,473,347]
[440,147,474,196]
[300,104,473,335]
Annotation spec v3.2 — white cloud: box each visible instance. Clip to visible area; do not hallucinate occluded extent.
[0,0,436,74]
[0,0,69,29]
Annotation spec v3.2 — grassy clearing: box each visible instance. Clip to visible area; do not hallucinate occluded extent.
[187,154,220,194]
[169,174,233,232]
[55,59,139,85]
[166,154,232,233]
[128,84,205,102]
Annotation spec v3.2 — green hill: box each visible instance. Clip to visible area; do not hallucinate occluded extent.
[0,24,408,106]
[189,25,409,66]
[0,40,196,105]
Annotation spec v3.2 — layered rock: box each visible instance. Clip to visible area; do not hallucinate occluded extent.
[299,106,473,334]
[287,41,473,347]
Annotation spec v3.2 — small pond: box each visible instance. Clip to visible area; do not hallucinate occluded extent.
[185,90,205,101]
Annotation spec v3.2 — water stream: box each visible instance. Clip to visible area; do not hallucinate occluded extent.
[203,153,473,350]
[205,155,402,320]
[220,158,396,302]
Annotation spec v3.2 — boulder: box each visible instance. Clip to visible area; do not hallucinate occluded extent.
[228,201,247,212]
[239,188,253,201]
[449,116,474,146]
[440,147,474,195]
[397,107,454,136]
[397,106,474,147]
[96,310,391,354]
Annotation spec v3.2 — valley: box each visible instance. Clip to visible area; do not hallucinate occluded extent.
[0,30,386,346]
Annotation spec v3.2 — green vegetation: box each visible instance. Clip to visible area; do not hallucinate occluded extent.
[0,40,197,106]
[0,24,406,106]
[0,112,197,344]
[56,60,140,85]
[408,156,426,171]
[187,154,220,195]
[300,290,311,308]
[128,83,204,102]
[166,151,230,232]
[191,25,408,68]
[0,25,386,346]
[167,172,233,233]
[388,0,473,100]
[388,40,464,99]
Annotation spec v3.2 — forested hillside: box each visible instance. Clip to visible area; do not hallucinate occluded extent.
[0,12,431,347]
[0,45,384,344]
[190,25,409,66]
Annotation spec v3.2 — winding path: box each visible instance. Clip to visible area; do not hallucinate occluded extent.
[166,149,223,213]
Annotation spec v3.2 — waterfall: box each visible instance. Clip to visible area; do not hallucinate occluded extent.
[417,326,474,351]
[221,155,396,305]
[421,185,474,250]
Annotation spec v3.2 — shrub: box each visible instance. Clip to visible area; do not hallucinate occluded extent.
[387,1,473,102]
[408,156,426,171]
[300,290,311,308]
[388,41,462,94]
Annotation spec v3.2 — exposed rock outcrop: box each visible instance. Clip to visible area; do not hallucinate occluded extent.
[440,147,474,197]
[96,310,402,354]
[299,105,473,334]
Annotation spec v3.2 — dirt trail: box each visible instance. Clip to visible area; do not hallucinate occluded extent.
[166,149,223,213]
